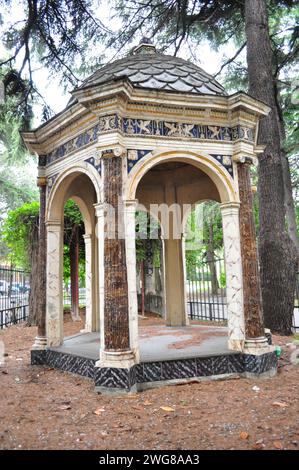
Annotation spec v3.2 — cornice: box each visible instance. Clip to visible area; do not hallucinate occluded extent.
[21,79,269,156]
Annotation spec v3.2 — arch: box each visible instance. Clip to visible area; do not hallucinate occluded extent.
[45,164,100,346]
[47,163,101,228]
[126,149,237,204]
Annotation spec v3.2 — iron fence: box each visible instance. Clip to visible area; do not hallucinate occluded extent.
[63,288,86,307]
[294,272,299,331]
[0,266,30,329]
[186,258,227,322]
[186,260,299,331]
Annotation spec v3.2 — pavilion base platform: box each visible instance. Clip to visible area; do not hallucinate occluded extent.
[31,325,277,394]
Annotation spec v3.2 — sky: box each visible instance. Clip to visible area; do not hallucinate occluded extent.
[0,0,242,126]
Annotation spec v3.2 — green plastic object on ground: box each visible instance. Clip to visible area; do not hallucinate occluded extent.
[275,346,282,358]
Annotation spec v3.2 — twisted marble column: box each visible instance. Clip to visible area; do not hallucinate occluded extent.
[102,150,130,352]
[32,175,47,350]
[237,157,268,351]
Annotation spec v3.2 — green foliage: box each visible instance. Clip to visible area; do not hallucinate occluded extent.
[1,201,39,269]
[0,67,33,163]
[219,271,226,289]
[63,200,85,283]
[185,201,223,279]
[135,211,162,270]
[1,199,85,284]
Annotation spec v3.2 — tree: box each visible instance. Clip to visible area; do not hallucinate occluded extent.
[63,200,85,320]
[110,0,298,334]
[1,201,39,325]
[0,0,109,97]
[1,199,85,324]
[185,202,223,294]
[245,0,298,334]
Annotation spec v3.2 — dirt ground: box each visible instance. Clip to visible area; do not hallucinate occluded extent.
[0,313,298,450]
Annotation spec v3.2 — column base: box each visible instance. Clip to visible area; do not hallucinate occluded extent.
[228,338,245,352]
[244,336,272,355]
[95,350,137,394]
[31,336,47,350]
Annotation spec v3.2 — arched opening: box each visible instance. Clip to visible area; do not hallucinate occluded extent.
[135,159,221,325]
[184,201,227,323]
[63,199,86,328]
[46,170,99,346]
[135,209,164,319]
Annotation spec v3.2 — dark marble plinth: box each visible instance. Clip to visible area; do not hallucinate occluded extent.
[31,349,277,393]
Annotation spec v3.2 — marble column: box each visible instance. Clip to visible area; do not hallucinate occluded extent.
[124,200,139,362]
[95,148,135,369]
[237,158,268,353]
[163,182,187,327]
[82,234,93,332]
[32,175,47,350]
[46,220,63,347]
[220,202,245,351]
[164,238,187,327]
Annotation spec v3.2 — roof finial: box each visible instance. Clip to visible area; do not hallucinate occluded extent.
[133,38,156,55]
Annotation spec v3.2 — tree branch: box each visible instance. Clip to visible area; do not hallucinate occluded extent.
[213,42,247,78]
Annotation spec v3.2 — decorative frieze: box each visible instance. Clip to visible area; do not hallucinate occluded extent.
[127,150,234,177]
[84,150,102,174]
[127,149,152,172]
[46,123,100,166]
[47,174,58,197]
[44,113,254,167]
[114,115,253,142]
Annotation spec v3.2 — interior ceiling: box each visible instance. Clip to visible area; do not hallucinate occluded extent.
[150,162,189,171]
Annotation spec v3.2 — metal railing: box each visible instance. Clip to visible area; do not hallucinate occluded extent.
[186,258,227,322]
[0,266,30,329]
[186,260,299,331]
[294,272,299,331]
[63,288,86,307]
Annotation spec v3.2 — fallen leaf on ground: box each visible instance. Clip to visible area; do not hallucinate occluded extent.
[252,441,265,450]
[59,405,71,410]
[93,408,105,415]
[160,406,175,412]
[143,400,152,406]
[272,401,288,408]
[273,441,283,449]
[115,394,138,399]
[240,431,249,440]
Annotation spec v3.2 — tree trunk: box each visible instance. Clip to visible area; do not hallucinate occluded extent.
[245,0,298,334]
[275,92,299,254]
[140,259,145,316]
[27,223,39,326]
[206,224,219,296]
[70,225,80,321]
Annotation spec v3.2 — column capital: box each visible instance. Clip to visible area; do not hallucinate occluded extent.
[124,199,139,210]
[37,176,47,187]
[232,154,255,165]
[83,233,92,242]
[220,202,240,215]
[94,202,105,217]
[101,145,126,158]
[45,219,62,229]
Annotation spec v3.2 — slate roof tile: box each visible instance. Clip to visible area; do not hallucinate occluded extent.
[76,50,226,96]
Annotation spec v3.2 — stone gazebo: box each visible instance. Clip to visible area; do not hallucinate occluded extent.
[22,41,277,393]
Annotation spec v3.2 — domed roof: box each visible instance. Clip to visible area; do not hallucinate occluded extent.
[77,42,226,96]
